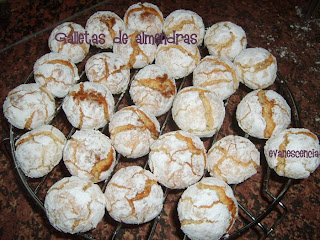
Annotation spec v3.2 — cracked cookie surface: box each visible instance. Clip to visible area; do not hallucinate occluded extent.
[207,135,260,184]
[264,128,320,179]
[104,166,164,224]
[148,130,206,189]
[178,177,238,240]
[44,176,106,234]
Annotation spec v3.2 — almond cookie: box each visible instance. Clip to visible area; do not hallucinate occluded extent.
[48,22,90,64]
[62,82,114,129]
[129,64,176,116]
[109,106,160,158]
[172,86,225,138]
[86,11,125,49]
[34,52,79,98]
[234,47,277,89]
[207,135,260,184]
[113,29,157,69]
[15,125,66,178]
[104,166,164,224]
[236,89,291,139]
[124,2,164,35]
[85,52,130,94]
[193,55,239,100]
[177,177,238,240]
[63,129,116,183]
[163,9,205,45]
[44,176,106,234]
[148,130,206,189]
[204,21,247,61]
[3,83,55,129]
[264,128,320,179]
[155,41,201,79]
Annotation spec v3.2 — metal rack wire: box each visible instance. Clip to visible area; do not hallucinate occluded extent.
[1,61,301,239]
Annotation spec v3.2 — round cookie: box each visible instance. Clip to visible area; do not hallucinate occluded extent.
[15,125,66,178]
[129,64,176,116]
[85,52,130,94]
[163,9,205,46]
[234,47,277,89]
[85,11,125,49]
[109,105,160,158]
[104,166,164,224]
[34,52,80,98]
[155,41,201,79]
[172,86,225,138]
[264,128,320,179]
[44,176,106,234]
[3,83,55,130]
[48,22,90,63]
[63,129,116,183]
[236,89,291,139]
[193,55,239,100]
[204,21,247,61]
[177,177,238,240]
[124,2,164,35]
[207,135,260,184]
[113,29,157,69]
[148,130,206,189]
[62,82,114,129]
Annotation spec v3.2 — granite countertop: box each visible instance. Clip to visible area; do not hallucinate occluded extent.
[0,0,319,239]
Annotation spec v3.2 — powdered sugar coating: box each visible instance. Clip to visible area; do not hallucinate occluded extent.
[3,83,55,130]
[155,41,201,79]
[148,130,206,189]
[207,135,260,184]
[172,86,225,138]
[104,166,164,224]
[264,128,320,179]
[63,129,116,183]
[34,52,80,98]
[44,176,106,234]
[109,106,160,158]
[85,52,130,94]
[177,177,238,240]
[62,82,114,129]
[204,21,247,61]
[163,9,205,46]
[234,48,277,89]
[193,55,239,100]
[86,11,125,49]
[15,125,66,178]
[124,2,163,35]
[129,64,176,116]
[113,29,157,69]
[48,22,90,63]
[236,89,291,139]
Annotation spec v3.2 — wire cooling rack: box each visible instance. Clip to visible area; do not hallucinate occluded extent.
[1,48,301,239]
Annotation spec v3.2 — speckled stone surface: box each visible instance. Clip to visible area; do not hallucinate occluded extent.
[0,0,319,239]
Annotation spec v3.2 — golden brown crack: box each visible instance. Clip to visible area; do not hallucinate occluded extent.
[69,83,111,128]
[15,130,65,147]
[197,58,238,89]
[165,17,196,35]
[196,182,237,231]
[99,16,117,39]
[207,23,236,57]
[42,59,76,76]
[257,90,276,138]
[127,31,150,68]
[159,44,200,63]
[90,148,115,182]
[135,73,175,98]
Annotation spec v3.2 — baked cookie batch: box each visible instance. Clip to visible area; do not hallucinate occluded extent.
[3,2,320,240]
